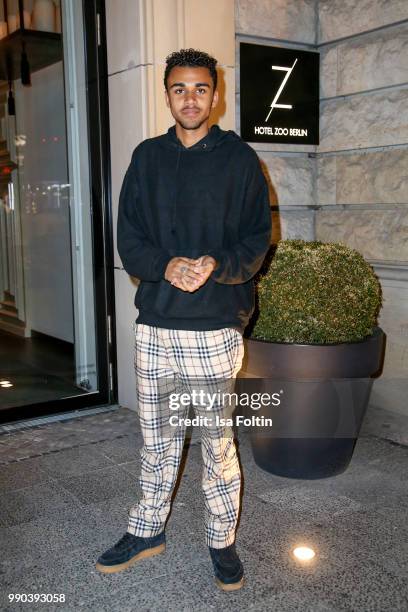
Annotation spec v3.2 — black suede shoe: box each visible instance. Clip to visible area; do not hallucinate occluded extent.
[96,532,165,574]
[208,543,244,591]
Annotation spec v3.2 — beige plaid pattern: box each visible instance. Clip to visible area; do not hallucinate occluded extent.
[127,323,244,548]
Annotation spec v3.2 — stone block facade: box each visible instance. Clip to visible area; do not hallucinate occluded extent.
[319,88,408,152]
[315,209,408,261]
[318,0,408,43]
[107,0,408,414]
[236,0,316,44]
[236,0,408,411]
[236,0,318,243]
[318,149,408,206]
[320,23,408,98]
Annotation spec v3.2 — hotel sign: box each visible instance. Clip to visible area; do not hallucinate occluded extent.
[240,43,319,144]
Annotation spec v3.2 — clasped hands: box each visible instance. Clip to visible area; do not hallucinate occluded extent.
[164,255,217,292]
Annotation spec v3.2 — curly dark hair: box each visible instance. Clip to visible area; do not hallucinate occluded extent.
[164,48,218,90]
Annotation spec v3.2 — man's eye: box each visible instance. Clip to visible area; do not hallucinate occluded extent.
[175,88,184,94]
[197,89,206,94]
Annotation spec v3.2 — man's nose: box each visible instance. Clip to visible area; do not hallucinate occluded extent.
[184,90,197,104]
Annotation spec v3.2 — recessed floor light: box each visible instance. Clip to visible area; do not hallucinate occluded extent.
[293,546,316,561]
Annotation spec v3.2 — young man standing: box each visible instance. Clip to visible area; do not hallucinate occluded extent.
[96,49,271,591]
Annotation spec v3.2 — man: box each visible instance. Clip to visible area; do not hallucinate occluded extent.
[96,49,271,591]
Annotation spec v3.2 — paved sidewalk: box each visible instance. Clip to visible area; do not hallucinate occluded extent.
[0,405,407,611]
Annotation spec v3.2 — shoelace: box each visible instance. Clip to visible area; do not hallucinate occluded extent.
[115,532,136,550]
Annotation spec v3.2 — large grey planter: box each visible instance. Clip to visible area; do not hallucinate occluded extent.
[237,327,386,479]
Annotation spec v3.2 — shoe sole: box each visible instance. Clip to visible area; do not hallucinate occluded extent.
[215,576,244,591]
[95,543,166,574]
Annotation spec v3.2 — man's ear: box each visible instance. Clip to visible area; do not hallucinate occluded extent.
[164,89,170,108]
[211,89,219,109]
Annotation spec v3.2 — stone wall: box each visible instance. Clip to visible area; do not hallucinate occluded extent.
[235,0,318,243]
[316,1,408,402]
[108,0,408,414]
[236,0,408,412]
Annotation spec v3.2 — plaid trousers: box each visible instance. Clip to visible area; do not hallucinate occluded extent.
[127,323,245,549]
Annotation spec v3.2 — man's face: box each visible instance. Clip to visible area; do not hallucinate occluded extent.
[165,66,218,131]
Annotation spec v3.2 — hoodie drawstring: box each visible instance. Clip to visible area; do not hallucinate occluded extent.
[171,147,182,233]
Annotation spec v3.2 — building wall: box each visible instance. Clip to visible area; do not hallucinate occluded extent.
[236,0,318,245]
[316,0,408,408]
[107,0,408,415]
[236,0,408,413]
[106,0,235,410]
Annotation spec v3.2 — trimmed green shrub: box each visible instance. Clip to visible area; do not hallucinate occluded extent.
[251,239,382,344]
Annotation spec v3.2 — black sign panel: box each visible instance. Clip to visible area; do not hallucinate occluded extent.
[240,43,319,144]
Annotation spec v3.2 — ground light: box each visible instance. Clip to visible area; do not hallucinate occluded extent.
[293,546,316,562]
[0,380,13,388]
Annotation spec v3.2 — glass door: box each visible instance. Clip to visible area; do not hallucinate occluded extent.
[0,0,114,423]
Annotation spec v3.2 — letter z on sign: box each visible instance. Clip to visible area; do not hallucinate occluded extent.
[265,58,298,122]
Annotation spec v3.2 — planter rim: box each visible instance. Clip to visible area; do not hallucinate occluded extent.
[246,325,383,348]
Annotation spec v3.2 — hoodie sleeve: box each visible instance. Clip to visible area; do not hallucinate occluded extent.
[117,155,172,282]
[208,152,272,285]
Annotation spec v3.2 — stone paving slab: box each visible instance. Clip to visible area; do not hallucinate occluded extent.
[303,564,408,611]
[0,408,141,464]
[256,487,363,518]
[35,445,117,477]
[0,406,407,611]
[0,509,104,569]
[55,464,139,506]
[90,434,144,465]
[0,480,78,528]
[0,457,50,492]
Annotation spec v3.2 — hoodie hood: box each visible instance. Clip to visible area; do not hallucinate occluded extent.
[162,123,239,152]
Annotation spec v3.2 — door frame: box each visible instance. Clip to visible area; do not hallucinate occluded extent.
[0,0,116,424]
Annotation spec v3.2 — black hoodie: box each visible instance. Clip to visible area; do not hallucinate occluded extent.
[117,124,272,334]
